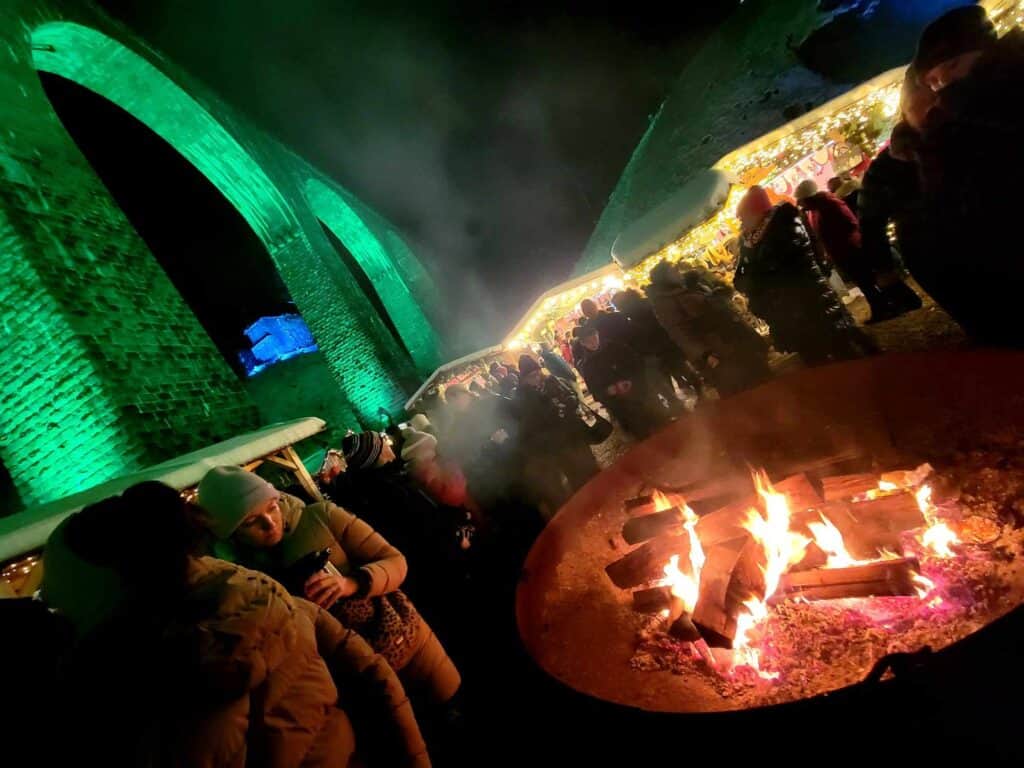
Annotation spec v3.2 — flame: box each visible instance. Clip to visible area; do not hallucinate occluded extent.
[807,513,860,568]
[663,554,700,615]
[911,571,936,598]
[914,484,961,558]
[744,470,810,597]
[730,471,808,679]
[651,489,678,512]
[660,501,705,615]
[878,480,899,492]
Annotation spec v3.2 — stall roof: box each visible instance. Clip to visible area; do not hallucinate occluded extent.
[501,263,623,347]
[404,345,504,411]
[611,169,733,270]
[0,417,326,561]
[713,65,907,175]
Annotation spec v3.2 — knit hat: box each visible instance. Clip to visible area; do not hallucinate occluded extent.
[342,431,385,470]
[197,466,280,539]
[518,355,541,376]
[737,185,773,223]
[410,413,431,432]
[913,6,996,74]
[579,319,600,338]
[794,179,819,201]
[401,429,438,463]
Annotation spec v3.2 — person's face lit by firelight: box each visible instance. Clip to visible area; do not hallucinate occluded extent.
[235,495,284,548]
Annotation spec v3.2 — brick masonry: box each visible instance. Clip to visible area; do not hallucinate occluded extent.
[0,0,442,510]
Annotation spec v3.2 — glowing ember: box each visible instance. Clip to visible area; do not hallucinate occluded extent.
[878,480,899,492]
[915,485,961,558]
[911,571,936,598]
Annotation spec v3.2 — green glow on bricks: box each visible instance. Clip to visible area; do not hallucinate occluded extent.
[22,21,441,434]
[32,22,296,246]
[306,178,440,376]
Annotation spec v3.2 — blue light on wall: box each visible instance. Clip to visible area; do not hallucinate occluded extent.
[239,314,318,376]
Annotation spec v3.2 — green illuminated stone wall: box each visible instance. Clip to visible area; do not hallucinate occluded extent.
[0,1,442,510]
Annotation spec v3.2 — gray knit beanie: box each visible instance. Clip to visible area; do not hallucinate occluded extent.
[197,465,280,539]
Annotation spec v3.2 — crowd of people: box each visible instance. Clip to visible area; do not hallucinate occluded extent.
[4,6,1023,766]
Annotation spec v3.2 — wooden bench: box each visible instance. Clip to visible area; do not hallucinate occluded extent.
[0,417,327,594]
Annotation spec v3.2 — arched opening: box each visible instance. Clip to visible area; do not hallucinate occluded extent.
[317,219,415,366]
[37,70,300,377]
[305,178,439,377]
[26,21,374,438]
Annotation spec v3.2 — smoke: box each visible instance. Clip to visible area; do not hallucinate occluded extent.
[97,0,730,354]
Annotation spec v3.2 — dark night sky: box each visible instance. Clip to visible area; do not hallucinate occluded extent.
[95,0,741,350]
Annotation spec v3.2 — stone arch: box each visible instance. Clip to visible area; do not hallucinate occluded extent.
[305,177,439,377]
[31,22,298,248]
[28,22,425,425]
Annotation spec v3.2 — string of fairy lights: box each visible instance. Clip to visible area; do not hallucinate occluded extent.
[506,0,1024,348]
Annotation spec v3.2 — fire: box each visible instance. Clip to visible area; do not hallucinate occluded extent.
[807,514,859,568]
[744,470,810,597]
[915,485,961,558]
[731,471,809,679]
[651,489,680,512]
[652,490,706,611]
[911,571,936,598]
[663,554,700,615]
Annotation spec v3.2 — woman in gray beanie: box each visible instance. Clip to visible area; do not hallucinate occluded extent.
[197,465,461,709]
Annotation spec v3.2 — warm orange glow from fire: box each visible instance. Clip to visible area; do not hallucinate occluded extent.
[651,489,677,512]
[745,470,810,597]
[911,571,936,598]
[915,485,961,558]
[663,554,700,614]
[807,513,860,568]
[659,493,706,615]
[731,471,809,678]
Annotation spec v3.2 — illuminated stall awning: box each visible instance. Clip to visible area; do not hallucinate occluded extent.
[611,169,733,270]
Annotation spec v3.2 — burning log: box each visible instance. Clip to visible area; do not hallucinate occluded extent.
[622,508,683,544]
[695,473,823,549]
[819,492,926,560]
[605,534,691,590]
[773,557,921,602]
[691,535,765,647]
[821,473,883,502]
[631,586,672,613]
[623,494,656,516]
[771,473,823,516]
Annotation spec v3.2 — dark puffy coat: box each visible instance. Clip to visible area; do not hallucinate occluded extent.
[577,338,667,438]
[859,146,926,274]
[513,375,588,453]
[736,203,872,364]
[647,269,771,396]
[914,28,1024,345]
[587,309,634,346]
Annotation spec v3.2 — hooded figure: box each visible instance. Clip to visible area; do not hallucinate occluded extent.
[198,466,461,709]
[43,481,429,767]
[646,260,772,397]
[735,186,875,365]
[909,6,1024,345]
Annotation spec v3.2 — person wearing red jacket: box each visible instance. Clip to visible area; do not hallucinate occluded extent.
[795,179,889,322]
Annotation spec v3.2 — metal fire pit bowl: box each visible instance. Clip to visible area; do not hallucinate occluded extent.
[516,350,1024,723]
